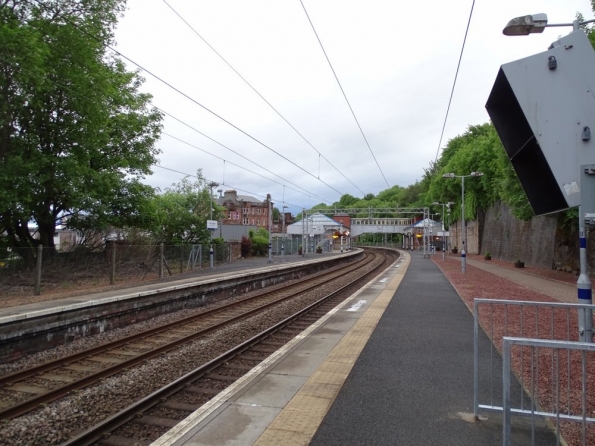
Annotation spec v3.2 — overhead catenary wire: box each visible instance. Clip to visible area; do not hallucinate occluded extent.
[7,7,336,205]
[158,110,332,203]
[0,47,333,206]
[162,0,366,197]
[162,131,332,204]
[433,0,476,163]
[26,0,346,198]
[299,0,390,189]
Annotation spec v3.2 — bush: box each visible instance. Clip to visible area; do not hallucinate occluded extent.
[251,235,269,257]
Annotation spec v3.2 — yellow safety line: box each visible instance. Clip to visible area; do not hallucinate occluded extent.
[253,252,411,446]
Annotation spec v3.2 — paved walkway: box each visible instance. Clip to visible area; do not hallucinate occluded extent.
[308,250,556,445]
[465,257,579,303]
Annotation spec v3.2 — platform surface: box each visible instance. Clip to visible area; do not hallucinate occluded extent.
[153,250,563,446]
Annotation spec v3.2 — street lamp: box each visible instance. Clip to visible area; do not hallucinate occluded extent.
[502,12,595,343]
[432,201,454,261]
[442,172,483,273]
[207,181,219,269]
[281,205,288,260]
[503,13,595,35]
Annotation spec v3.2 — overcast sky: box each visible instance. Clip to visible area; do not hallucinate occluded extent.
[113,0,593,214]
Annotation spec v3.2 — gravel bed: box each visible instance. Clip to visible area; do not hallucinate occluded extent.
[0,258,359,377]
[0,254,382,445]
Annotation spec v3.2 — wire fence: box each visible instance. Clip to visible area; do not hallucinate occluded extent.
[0,243,239,298]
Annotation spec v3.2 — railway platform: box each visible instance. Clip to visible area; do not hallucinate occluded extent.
[152,250,564,446]
[0,250,352,323]
[4,247,581,444]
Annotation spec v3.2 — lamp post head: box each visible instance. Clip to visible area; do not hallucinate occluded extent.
[470,171,484,177]
[442,173,455,178]
[503,13,548,36]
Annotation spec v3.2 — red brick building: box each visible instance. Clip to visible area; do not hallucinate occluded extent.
[216,190,271,230]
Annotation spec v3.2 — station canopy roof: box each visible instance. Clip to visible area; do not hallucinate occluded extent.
[402,218,442,232]
[286,212,344,235]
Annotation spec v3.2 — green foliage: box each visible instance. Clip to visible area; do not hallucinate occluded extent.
[427,123,533,222]
[145,171,216,244]
[247,227,269,256]
[250,235,269,256]
[0,0,162,250]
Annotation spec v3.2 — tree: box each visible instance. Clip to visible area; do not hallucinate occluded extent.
[147,172,218,244]
[0,0,162,252]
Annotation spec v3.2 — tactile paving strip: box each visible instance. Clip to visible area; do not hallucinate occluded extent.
[253,252,411,446]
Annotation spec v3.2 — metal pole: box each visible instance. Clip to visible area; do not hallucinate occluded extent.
[267,194,272,263]
[209,181,219,269]
[302,208,306,257]
[281,207,285,261]
[503,339,512,446]
[462,176,466,273]
[578,203,593,342]
[442,204,446,261]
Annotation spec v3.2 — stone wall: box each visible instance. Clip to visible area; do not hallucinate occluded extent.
[462,201,595,275]
[448,219,480,254]
[478,201,558,269]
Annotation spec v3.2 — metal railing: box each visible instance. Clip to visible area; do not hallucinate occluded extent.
[474,299,595,418]
[473,299,595,445]
[502,337,595,446]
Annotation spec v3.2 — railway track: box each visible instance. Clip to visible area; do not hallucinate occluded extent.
[0,251,379,421]
[60,248,395,445]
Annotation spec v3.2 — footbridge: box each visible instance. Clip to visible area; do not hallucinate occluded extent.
[349,217,413,237]
[300,207,429,237]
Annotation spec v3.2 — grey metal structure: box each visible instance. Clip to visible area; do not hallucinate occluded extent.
[218,224,259,241]
[486,30,595,216]
[299,207,431,257]
[349,218,412,237]
[488,24,595,340]
[502,337,595,446]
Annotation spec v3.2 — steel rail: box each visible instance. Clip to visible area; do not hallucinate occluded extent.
[0,253,374,420]
[63,250,391,445]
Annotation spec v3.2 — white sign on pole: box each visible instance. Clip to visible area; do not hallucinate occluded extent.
[206,220,218,230]
[438,231,449,236]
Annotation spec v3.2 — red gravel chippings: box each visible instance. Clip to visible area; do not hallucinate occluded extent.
[433,255,595,446]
